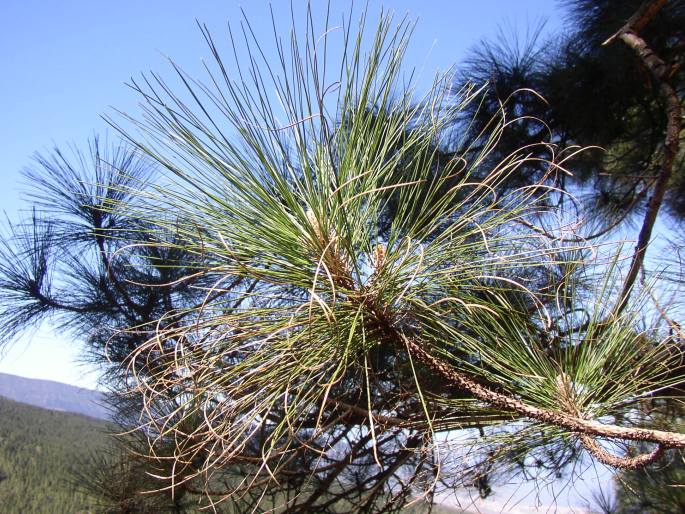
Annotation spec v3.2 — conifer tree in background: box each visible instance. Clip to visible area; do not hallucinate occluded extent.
[0,2,683,512]
[0,140,220,510]
[457,0,683,267]
[458,0,684,507]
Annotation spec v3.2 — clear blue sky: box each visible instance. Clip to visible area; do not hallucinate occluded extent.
[0,0,562,389]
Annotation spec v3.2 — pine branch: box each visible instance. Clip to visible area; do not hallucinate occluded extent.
[603,0,683,314]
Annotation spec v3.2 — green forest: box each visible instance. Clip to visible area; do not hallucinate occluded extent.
[0,396,469,513]
[0,396,109,513]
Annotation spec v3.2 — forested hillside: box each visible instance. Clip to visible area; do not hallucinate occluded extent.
[0,396,468,513]
[0,396,109,513]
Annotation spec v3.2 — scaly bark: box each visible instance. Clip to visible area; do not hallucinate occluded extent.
[604,0,683,314]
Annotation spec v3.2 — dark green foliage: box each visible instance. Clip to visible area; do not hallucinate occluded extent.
[0,396,110,513]
[0,19,490,511]
[457,0,685,224]
[0,137,214,372]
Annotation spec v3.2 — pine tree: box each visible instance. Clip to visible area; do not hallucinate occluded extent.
[1,3,683,512]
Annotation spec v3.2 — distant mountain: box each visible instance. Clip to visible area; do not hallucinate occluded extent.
[0,372,110,420]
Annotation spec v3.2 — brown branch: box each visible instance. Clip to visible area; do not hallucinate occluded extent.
[602,0,682,315]
[602,0,668,46]
[357,282,685,466]
[579,435,664,470]
[401,336,685,450]
[557,373,667,469]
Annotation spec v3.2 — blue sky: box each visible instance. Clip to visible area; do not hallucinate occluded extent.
[0,0,562,389]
